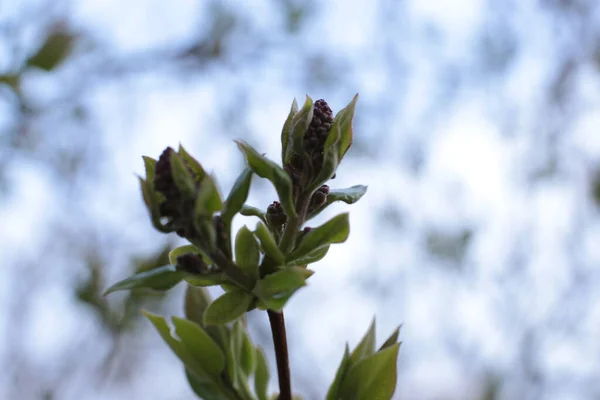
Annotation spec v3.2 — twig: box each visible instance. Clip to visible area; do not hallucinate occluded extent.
[268,310,292,400]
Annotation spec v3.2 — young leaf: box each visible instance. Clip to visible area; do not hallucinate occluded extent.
[286,245,329,267]
[286,213,349,262]
[185,286,230,350]
[225,320,241,389]
[281,98,299,164]
[169,245,209,266]
[142,156,157,183]
[240,328,256,378]
[252,267,314,311]
[139,177,157,216]
[26,31,73,71]
[254,347,270,400]
[324,113,342,159]
[288,95,314,162]
[185,369,231,400]
[329,185,368,205]
[235,225,260,279]
[195,174,223,216]
[350,317,376,364]
[235,140,296,218]
[379,325,402,351]
[178,144,206,184]
[138,177,171,233]
[172,316,225,378]
[144,311,214,384]
[307,145,339,194]
[104,265,185,295]
[225,321,256,400]
[185,286,212,324]
[145,312,232,400]
[184,273,226,287]
[170,151,196,197]
[222,168,253,223]
[240,205,267,224]
[339,343,400,400]
[325,344,351,400]
[203,289,254,326]
[306,185,368,220]
[255,222,285,264]
[336,94,359,162]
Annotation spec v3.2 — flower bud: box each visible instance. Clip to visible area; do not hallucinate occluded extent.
[213,215,229,255]
[176,253,208,274]
[307,185,329,214]
[154,147,178,198]
[266,201,287,232]
[304,99,334,162]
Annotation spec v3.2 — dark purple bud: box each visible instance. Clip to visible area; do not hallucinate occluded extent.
[154,147,177,196]
[176,253,208,274]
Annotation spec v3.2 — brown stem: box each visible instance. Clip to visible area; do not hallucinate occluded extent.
[268,310,292,400]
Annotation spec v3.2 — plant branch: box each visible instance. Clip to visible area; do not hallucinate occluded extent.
[209,249,255,291]
[268,310,292,400]
[278,192,311,253]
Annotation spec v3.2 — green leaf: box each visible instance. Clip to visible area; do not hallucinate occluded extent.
[329,185,368,205]
[324,113,341,159]
[226,321,256,400]
[27,31,73,71]
[142,156,157,183]
[252,267,313,311]
[185,286,230,353]
[286,245,329,266]
[240,328,256,378]
[255,222,285,264]
[240,205,267,223]
[185,286,212,325]
[307,145,339,194]
[235,140,296,218]
[339,343,400,400]
[185,369,231,400]
[235,226,260,279]
[172,316,225,378]
[203,289,254,326]
[144,312,210,381]
[281,98,299,164]
[138,177,170,233]
[222,168,253,223]
[178,144,206,184]
[169,245,209,266]
[325,344,351,400]
[336,94,359,161]
[307,184,368,220]
[254,347,270,400]
[170,151,196,197]
[104,265,185,295]
[350,317,376,365]
[379,325,402,351]
[195,174,223,216]
[145,312,234,400]
[225,320,241,389]
[185,273,227,287]
[288,95,314,163]
[286,213,349,262]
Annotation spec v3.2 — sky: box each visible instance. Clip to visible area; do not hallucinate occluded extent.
[1,0,600,399]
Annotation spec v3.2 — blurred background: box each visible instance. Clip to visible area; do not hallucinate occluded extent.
[1,0,600,399]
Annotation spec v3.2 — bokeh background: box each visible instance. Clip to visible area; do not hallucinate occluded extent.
[2,0,600,399]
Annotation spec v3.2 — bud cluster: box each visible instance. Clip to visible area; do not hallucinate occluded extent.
[285,99,334,193]
[308,185,329,214]
[266,201,287,234]
[153,147,203,240]
[176,253,210,274]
